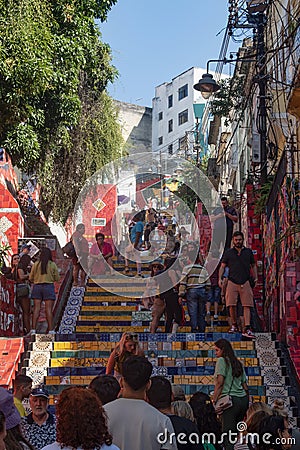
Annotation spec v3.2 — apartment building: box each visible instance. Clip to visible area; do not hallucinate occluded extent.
[152,67,207,158]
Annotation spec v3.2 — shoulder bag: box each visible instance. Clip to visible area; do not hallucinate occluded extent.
[62,241,76,258]
[16,283,30,299]
[214,376,234,415]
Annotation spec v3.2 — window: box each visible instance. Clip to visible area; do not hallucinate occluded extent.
[158,111,163,121]
[178,84,188,100]
[158,136,163,146]
[168,119,173,133]
[168,144,173,155]
[178,136,186,150]
[168,95,173,108]
[178,109,188,125]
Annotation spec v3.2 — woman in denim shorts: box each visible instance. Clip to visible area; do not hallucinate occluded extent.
[29,247,60,334]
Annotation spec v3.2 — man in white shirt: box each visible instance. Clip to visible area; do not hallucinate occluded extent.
[104,356,177,450]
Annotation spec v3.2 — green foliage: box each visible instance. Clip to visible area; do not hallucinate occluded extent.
[171,161,210,214]
[0,243,11,273]
[5,123,40,168]
[209,77,246,125]
[40,92,124,224]
[254,177,274,215]
[0,0,123,223]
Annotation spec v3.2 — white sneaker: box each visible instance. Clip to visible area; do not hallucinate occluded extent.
[242,329,256,339]
[48,330,56,335]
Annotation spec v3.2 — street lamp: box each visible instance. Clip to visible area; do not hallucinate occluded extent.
[193,73,221,99]
[193,58,255,99]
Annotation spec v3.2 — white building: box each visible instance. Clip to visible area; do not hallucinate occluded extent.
[115,100,152,156]
[152,67,208,158]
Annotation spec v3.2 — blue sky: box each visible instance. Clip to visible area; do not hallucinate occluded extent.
[99,0,238,107]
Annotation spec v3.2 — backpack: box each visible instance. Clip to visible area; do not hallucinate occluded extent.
[62,241,76,258]
[203,443,217,450]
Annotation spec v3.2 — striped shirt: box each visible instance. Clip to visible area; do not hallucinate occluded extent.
[179,263,211,296]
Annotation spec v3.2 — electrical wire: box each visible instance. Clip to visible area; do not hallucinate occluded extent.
[266,2,298,139]
[275,0,300,24]
[216,0,299,164]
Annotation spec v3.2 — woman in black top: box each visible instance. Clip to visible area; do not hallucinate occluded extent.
[9,254,31,334]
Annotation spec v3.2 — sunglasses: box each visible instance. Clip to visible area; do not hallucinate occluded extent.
[152,265,161,268]
[125,333,138,341]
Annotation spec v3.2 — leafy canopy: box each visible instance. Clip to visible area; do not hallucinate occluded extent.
[0,0,123,223]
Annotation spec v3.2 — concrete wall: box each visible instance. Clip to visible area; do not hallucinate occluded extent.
[115,100,152,157]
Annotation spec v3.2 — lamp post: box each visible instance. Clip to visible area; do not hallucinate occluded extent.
[194,57,267,183]
[193,57,255,99]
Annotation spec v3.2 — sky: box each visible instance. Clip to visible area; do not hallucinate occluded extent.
[99,0,238,107]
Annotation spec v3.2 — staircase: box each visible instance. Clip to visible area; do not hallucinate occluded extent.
[22,258,299,427]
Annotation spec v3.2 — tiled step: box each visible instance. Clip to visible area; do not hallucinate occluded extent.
[46,353,259,364]
[39,338,255,350]
[85,286,145,293]
[74,325,234,333]
[73,326,180,332]
[21,265,300,429]
[23,331,299,426]
[81,305,138,311]
[41,382,266,402]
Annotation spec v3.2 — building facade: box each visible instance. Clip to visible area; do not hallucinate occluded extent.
[115,100,152,156]
[201,0,300,379]
[152,67,207,158]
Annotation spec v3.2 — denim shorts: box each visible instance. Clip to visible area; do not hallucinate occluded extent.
[31,283,56,301]
[207,286,221,303]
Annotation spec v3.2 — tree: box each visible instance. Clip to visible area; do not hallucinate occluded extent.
[40,92,124,223]
[0,0,122,223]
[209,77,245,126]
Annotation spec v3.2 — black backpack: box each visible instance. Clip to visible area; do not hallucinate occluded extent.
[62,241,76,258]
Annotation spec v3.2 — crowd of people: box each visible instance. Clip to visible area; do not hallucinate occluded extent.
[0,342,297,450]
[3,245,60,336]
[63,197,260,338]
[117,209,257,338]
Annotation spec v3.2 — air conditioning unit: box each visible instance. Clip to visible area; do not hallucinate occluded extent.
[251,132,261,163]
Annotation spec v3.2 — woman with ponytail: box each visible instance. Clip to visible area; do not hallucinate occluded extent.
[213,338,249,450]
